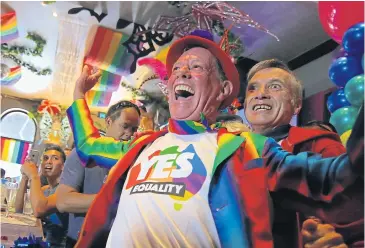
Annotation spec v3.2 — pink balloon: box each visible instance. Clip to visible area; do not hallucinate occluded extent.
[318,1,364,44]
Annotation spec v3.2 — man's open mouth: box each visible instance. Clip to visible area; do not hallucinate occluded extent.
[44,165,53,171]
[174,85,195,100]
[253,104,272,111]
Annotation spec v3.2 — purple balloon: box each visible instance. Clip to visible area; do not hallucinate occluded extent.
[327,88,351,113]
[329,56,363,87]
[332,47,348,61]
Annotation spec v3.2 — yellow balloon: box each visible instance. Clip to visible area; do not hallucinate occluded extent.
[340,129,352,146]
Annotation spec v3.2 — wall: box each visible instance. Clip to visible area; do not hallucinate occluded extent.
[294,52,334,98]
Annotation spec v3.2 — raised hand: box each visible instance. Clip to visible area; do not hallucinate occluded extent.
[73,65,102,100]
[20,160,39,180]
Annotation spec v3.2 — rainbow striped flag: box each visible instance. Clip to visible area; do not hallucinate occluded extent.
[85,70,121,107]
[84,26,130,75]
[0,137,32,164]
[1,11,19,43]
[86,89,114,107]
[0,66,21,86]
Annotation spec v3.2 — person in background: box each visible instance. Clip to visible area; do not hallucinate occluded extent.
[15,145,68,248]
[244,59,362,247]
[1,168,5,179]
[56,99,141,248]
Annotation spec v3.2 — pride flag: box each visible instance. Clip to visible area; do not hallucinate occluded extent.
[84,26,130,75]
[0,66,21,86]
[0,137,32,164]
[1,11,19,43]
[85,70,121,107]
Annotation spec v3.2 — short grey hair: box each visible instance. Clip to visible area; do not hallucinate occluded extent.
[247,59,303,107]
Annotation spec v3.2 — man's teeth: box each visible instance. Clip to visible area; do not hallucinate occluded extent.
[253,104,272,111]
[175,85,195,94]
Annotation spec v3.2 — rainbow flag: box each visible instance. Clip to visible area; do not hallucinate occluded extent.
[1,11,19,43]
[86,89,114,107]
[0,66,21,86]
[0,137,32,164]
[85,70,121,107]
[91,70,121,92]
[85,26,130,75]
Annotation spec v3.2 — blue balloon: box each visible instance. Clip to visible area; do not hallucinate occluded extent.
[327,88,351,113]
[329,56,363,87]
[343,23,364,55]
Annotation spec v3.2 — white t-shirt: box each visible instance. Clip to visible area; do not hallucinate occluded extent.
[106,132,221,248]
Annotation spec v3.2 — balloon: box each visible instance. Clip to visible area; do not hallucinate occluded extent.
[342,23,365,55]
[329,56,363,87]
[340,129,352,146]
[344,74,364,107]
[329,106,359,135]
[318,1,364,43]
[362,54,364,70]
[327,88,351,113]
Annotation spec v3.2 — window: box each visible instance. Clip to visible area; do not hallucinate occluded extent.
[1,108,37,142]
[0,108,37,179]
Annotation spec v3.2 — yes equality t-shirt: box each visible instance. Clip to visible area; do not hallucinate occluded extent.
[106,132,221,248]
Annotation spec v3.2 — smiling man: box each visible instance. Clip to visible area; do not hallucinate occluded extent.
[15,145,69,247]
[66,31,363,248]
[244,59,363,248]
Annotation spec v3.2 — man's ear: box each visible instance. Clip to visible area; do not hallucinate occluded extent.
[294,101,302,115]
[105,116,112,128]
[217,80,233,102]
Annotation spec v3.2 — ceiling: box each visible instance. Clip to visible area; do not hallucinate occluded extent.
[1,1,334,110]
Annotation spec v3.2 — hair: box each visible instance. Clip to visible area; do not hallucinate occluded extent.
[216,114,244,124]
[183,45,228,81]
[247,59,303,107]
[44,144,66,162]
[302,120,338,133]
[1,168,5,178]
[106,100,141,122]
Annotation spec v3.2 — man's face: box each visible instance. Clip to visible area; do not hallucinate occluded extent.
[106,107,140,141]
[41,150,64,178]
[167,47,225,123]
[245,68,301,132]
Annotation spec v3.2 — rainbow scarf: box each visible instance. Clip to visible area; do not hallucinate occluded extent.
[84,26,130,75]
[0,137,32,164]
[1,11,19,43]
[168,114,212,135]
[85,70,121,107]
[0,66,21,86]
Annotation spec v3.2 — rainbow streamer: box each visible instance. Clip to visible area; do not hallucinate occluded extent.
[85,70,121,107]
[85,26,130,75]
[1,11,19,43]
[1,66,21,86]
[0,137,32,164]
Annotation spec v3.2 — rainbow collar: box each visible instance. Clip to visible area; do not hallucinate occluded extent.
[168,114,213,135]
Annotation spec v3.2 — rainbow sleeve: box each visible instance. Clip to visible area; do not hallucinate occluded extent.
[66,99,131,169]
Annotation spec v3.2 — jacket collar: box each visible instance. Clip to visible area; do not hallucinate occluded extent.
[262,124,291,142]
[213,128,246,175]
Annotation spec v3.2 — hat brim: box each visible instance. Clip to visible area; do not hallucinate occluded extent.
[166,35,240,109]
